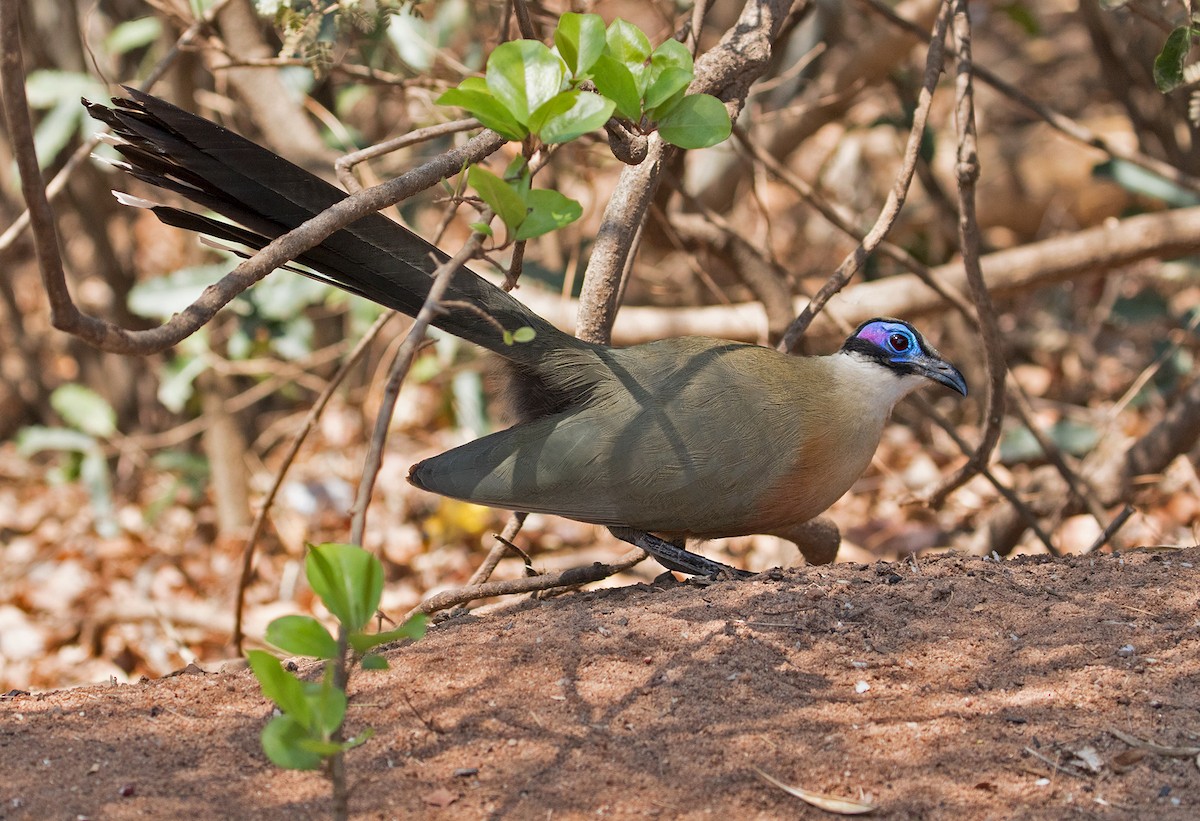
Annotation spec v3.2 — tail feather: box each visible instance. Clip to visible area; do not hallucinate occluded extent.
[85,89,579,364]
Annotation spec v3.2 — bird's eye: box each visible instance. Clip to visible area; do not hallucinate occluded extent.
[888,332,911,352]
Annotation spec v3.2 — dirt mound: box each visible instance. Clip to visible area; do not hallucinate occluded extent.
[3,547,1198,819]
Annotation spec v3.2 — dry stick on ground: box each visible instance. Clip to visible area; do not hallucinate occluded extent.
[924,0,1006,506]
[412,549,650,618]
[777,0,952,353]
[0,0,506,355]
[858,0,1200,195]
[229,311,396,652]
[350,227,491,545]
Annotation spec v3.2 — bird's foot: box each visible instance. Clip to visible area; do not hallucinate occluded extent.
[608,527,754,580]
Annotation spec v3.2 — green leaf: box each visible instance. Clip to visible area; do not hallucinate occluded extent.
[645,67,693,111]
[656,93,732,149]
[261,714,324,770]
[1093,158,1200,207]
[468,221,494,236]
[486,40,566,124]
[590,53,642,120]
[104,17,162,55]
[126,263,226,320]
[515,189,583,240]
[15,425,96,456]
[511,326,537,343]
[305,543,384,633]
[645,41,694,111]
[438,80,527,141]
[650,38,693,72]
[79,448,117,539]
[296,737,351,757]
[554,12,607,77]
[360,654,389,670]
[50,384,117,438]
[312,674,348,737]
[247,650,313,726]
[266,615,339,660]
[348,613,428,653]
[605,18,651,66]
[468,165,527,233]
[532,90,615,143]
[1154,26,1195,92]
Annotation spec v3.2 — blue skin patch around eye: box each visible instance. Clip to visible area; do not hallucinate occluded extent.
[857,321,918,362]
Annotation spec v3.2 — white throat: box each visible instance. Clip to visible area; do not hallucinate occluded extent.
[831,350,929,411]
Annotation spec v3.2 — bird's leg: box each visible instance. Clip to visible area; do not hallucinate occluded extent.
[608,527,754,579]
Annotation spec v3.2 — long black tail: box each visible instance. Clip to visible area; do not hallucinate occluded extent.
[84,89,580,366]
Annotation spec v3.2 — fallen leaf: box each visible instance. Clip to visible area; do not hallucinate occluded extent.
[422,787,458,808]
[755,767,876,815]
[1111,748,1148,773]
[1069,745,1104,773]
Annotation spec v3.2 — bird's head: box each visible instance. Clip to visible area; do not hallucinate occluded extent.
[839,318,968,397]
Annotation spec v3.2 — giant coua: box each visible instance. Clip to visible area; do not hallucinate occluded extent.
[86,91,968,576]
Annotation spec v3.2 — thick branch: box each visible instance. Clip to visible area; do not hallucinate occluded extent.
[519,192,1200,347]
[576,0,794,343]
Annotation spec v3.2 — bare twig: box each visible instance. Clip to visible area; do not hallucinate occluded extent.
[349,227,492,545]
[1086,505,1136,554]
[924,0,1006,505]
[778,0,952,352]
[465,513,530,587]
[336,119,481,192]
[231,311,397,652]
[858,0,1200,195]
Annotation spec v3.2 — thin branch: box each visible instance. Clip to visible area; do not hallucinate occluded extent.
[335,119,481,192]
[464,513,530,588]
[230,311,396,653]
[924,0,1006,505]
[778,0,953,353]
[349,226,491,545]
[858,0,1200,195]
[732,126,976,322]
[1086,505,1135,554]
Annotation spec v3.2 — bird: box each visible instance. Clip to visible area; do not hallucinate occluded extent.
[85,89,968,577]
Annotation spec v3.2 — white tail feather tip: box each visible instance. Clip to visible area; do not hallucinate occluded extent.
[112,191,159,209]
